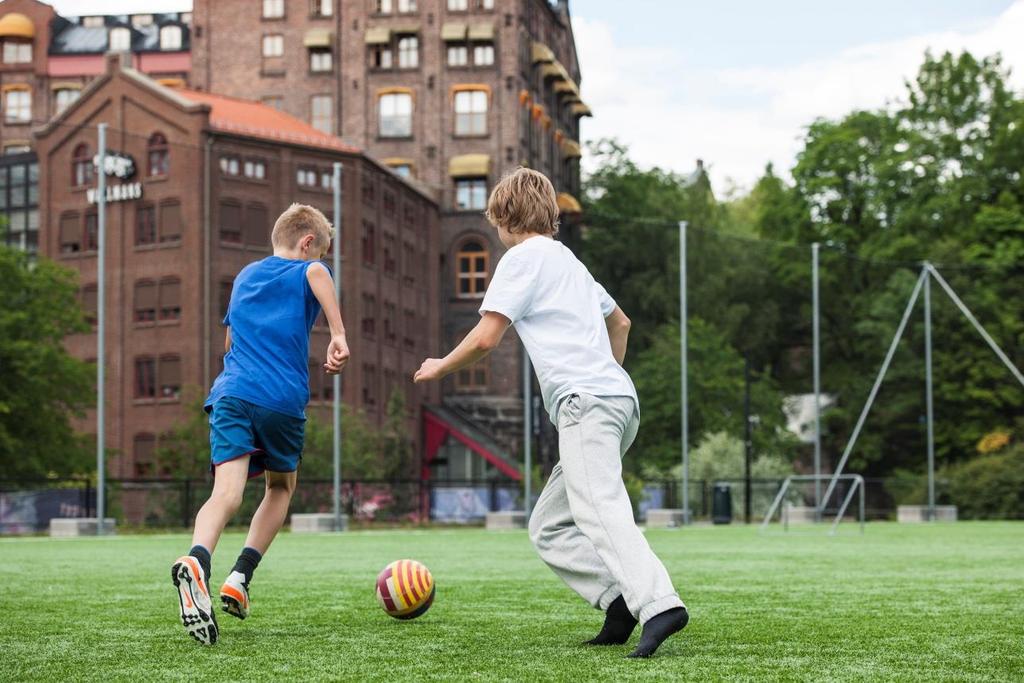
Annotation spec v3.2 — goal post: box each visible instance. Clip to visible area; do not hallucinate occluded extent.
[761,474,865,535]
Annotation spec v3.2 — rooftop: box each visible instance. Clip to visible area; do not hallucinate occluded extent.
[50,13,191,55]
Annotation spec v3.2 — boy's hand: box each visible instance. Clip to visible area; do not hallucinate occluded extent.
[324,335,350,375]
[413,358,445,384]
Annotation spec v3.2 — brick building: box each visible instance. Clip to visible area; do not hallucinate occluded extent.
[0,0,191,252]
[34,54,442,479]
[190,0,590,461]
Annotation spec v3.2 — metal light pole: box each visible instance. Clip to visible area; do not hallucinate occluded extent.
[332,162,343,531]
[523,345,532,518]
[923,263,935,522]
[679,221,689,523]
[95,123,107,535]
[744,356,752,524]
[812,243,822,514]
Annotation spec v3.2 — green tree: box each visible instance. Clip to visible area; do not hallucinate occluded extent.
[0,246,94,478]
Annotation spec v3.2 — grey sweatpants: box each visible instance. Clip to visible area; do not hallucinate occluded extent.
[528,393,685,623]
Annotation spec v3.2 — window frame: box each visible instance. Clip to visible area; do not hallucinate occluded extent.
[262,33,284,57]
[262,0,285,19]
[3,87,31,124]
[147,132,170,177]
[310,94,333,134]
[108,27,132,52]
[159,25,183,50]
[454,239,489,299]
[454,177,487,211]
[454,89,488,137]
[397,35,419,69]
[378,91,413,138]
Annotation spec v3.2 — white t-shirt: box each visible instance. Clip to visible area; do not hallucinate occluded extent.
[479,235,638,424]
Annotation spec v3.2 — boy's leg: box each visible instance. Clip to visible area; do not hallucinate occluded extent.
[191,456,251,554]
[557,394,686,655]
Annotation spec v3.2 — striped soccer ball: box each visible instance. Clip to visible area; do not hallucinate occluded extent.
[376,559,435,620]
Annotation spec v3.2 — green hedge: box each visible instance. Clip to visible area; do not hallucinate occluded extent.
[940,444,1024,519]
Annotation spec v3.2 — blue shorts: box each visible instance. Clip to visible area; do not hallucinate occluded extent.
[207,397,305,478]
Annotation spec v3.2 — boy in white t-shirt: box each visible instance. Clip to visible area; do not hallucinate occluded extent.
[414,168,687,657]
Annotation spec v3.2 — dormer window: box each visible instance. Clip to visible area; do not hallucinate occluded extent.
[82,16,104,28]
[160,25,182,50]
[132,15,153,27]
[109,27,131,52]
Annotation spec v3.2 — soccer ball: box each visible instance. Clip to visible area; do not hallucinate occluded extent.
[376,559,435,620]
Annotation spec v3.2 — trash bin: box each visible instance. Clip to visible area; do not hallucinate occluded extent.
[712,483,732,524]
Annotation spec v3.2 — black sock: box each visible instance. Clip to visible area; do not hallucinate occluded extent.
[188,544,212,580]
[585,595,639,645]
[232,547,262,587]
[627,607,689,658]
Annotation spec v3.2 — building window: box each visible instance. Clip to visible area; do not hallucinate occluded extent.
[245,203,268,246]
[159,355,182,399]
[133,434,156,478]
[447,45,467,66]
[455,178,487,211]
[362,221,376,265]
[262,34,284,57]
[3,88,30,124]
[402,308,416,349]
[72,144,93,186]
[54,88,81,114]
[136,204,156,245]
[311,94,333,133]
[456,240,488,298]
[390,163,412,178]
[383,233,397,275]
[2,40,32,64]
[376,0,392,12]
[147,132,169,176]
[59,212,80,253]
[372,45,393,69]
[384,302,397,344]
[402,241,416,285]
[311,0,333,17]
[243,158,266,179]
[261,96,284,110]
[379,92,412,137]
[133,14,153,27]
[109,27,131,51]
[361,293,376,337]
[448,0,468,10]
[263,0,285,18]
[160,25,183,50]
[310,48,333,72]
[219,155,240,176]
[220,201,242,243]
[297,167,317,187]
[397,35,418,68]
[0,159,39,253]
[478,0,494,8]
[159,201,182,243]
[159,278,181,320]
[135,357,156,398]
[398,0,417,11]
[81,284,98,325]
[134,280,157,322]
[454,89,487,136]
[84,212,98,251]
[473,43,494,66]
[362,364,377,408]
[4,143,29,154]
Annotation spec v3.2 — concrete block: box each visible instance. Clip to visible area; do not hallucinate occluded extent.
[646,509,686,528]
[291,513,348,532]
[485,510,526,530]
[49,518,117,537]
[897,505,957,523]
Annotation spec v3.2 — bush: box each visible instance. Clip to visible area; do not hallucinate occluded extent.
[940,443,1024,519]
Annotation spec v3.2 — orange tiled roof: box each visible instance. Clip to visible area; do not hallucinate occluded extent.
[176,89,359,154]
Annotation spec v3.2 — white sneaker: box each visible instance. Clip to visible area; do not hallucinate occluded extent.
[171,556,219,645]
[219,570,251,620]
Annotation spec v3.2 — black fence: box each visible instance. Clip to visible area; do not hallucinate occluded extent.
[1,474,919,534]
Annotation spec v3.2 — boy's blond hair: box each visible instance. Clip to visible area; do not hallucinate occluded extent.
[485,167,560,236]
[271,203,334,251]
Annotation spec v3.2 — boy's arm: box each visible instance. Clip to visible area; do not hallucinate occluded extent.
[225,327,232,352]
[413,312,510,383]
[605,306,631,366]
[306,263,350,375]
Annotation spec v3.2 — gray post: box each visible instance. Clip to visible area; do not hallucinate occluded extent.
[523,344,532,518]
[332,162,343,531]
[95,123,107,535]
[923,264,935,522]
[679,221,689,523]
[812,242,822,514]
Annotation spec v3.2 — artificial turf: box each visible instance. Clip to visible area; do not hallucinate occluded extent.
[1,522,1021,681]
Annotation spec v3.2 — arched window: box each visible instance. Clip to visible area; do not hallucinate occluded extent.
[454,329,489,391]
[108,27,131,52]
[147,132,169,176]
[159,25,182,50]
[72,143,93,187]
[455,239,488,298]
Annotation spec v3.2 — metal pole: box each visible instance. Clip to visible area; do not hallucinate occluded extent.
[923,264,935,522]
[523,345,532,518]
[679,221,689,523]
[96,123,107,535]
[332,161,343,531]
[812,242,822,514]
[744,355,752,524]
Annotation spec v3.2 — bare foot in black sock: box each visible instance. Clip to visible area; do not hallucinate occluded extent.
[627,607,688,658]
[584,595,638,645]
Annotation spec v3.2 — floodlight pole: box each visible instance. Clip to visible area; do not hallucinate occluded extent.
[679,221,690,524]
[923,263,935,522]
[523,345,532,519]
[811,242,822,515]
[96,123,107,535]
[332,162,343,531]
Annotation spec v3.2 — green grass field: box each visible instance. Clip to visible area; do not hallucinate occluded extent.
[1,522,1022,681]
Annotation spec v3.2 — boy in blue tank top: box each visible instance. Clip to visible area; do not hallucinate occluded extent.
[172,203,350,646]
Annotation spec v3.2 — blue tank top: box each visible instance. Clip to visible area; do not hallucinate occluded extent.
[206,256,326,418]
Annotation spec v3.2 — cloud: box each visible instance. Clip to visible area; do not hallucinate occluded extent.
[573,1,1024,192]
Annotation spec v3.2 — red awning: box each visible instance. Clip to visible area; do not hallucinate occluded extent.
[423,409,522,481]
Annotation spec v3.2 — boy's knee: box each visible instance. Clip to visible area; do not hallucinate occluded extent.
[212,488,244,513]
[528,515,552,552]
[266,473,297,496]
